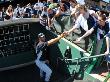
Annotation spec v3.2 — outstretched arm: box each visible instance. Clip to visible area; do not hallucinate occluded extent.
[47,33,65,46]
[63,14,82,36]
[105,36,110,55]
[76,28,94,42]
[63,26,77,36]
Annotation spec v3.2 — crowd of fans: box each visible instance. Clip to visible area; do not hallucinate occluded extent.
[0,0,110,81]
[0,0,110,54]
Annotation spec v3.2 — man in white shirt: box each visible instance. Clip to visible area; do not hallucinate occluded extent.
[23,3,33,18]
[14,4,23,18]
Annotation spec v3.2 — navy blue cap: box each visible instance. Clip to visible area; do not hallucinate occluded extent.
[38,33,45,38]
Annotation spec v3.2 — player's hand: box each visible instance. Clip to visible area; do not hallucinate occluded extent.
[60,32,66,38]
[74,37,82,43]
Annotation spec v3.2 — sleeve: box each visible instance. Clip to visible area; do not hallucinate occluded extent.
[89,10,95,15]
[92,22,97,29]
[74,15,82,29]
[105,31,110,38]
[109,21,110,30]
[106,20,110,29]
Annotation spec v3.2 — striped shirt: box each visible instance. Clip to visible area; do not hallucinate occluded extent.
[40,16,48,27]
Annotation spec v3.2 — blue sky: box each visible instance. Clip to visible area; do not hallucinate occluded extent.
[103,0,110,3]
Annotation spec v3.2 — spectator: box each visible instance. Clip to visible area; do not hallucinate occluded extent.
[34,0,44,16]
[0,7,6,21]
[40,13,48,27]
[5,5,13,20]
[23,3,32,18]
[69,0,77,12]
[47,8,56,28]
[61,0,70,8]
[55,3,70,16]
[39,7,48,28]
[33,3,39,18]
[64,4,96,50]
[14,4,23,18]
[76,14,110,55]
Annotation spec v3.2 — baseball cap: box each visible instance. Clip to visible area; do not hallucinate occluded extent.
[38,33,45,38]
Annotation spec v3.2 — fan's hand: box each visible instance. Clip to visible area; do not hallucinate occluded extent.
[63,31,70,36]
[76,37,82,42]
[104,50,109,55]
